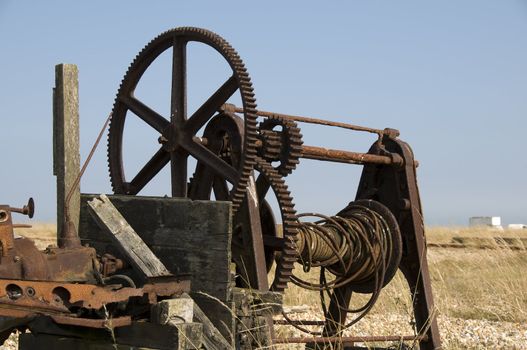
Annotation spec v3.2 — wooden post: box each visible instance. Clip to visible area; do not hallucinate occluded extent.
[53,64,80,243]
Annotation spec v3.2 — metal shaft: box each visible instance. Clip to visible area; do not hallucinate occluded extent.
[301,145,398,165]
[226,104,396,136]
[222,104,405,166]
[273,334,427,344]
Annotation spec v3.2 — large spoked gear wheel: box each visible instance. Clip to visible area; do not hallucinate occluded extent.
[258,116,303,176]
[107,27,258,212]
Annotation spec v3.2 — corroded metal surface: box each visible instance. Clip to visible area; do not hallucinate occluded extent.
[301,144,398,165]
[0,26,440,350]
[258,116,303,176]
[273,334,427,345]
[0,201,98,283]
[0,279,189,315]
[50,314,132,329]
[225,104,396,137]
[107,27,259,213]
[0,200,191,331]
[102,27,439,350]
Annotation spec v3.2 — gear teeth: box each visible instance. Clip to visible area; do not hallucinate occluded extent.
[254,157,299,292]
[107,27,259,213]
[258,115,304,177]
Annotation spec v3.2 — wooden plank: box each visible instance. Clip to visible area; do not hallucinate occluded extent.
[232,288,283,317]
[151,296,194,325]
[87,194,172,279]
[25,317,202,350]
[190,294,232,350]
[115,322,202,349]
[19,333,155,350]
[191,294,235,347]
[53,64,80,245]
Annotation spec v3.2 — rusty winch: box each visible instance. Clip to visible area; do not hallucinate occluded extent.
[0,27,440,350]
[104,27,440,349]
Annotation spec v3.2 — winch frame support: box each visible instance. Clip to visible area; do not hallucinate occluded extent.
[322,136,441,349]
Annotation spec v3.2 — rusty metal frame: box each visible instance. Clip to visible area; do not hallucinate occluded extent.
[219,104,441,348]
[300,135,440,349]
[349,136,441,349]
[0,201,192,332]
[273,334,428,345]
[0,278,190,328]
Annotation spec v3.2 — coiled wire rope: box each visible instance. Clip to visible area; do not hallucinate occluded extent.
[282,201,401,335]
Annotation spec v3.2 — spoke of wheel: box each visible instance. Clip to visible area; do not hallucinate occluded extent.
[213,177,230,200]
[255,173,272,200]
[170,150,188,197]
[171,37,187,124]
[185,75,238,133]
[119,95,169,133]
[128,148,170,195]
[188,162,214,200]
[182,139,238,183]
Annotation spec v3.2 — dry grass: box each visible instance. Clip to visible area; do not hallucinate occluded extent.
[427,226,527,248]
[277,227,527,349]
[426,227,527,323]
[13,224,527,324]
[282,227,527,321]
[13,223,56,250]
[9,224,527,348]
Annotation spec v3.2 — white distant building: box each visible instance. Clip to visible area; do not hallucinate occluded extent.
[507,224,527,230]
[469,216,501,228]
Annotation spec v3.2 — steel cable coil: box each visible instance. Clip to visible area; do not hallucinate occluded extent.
[284,201,402,335]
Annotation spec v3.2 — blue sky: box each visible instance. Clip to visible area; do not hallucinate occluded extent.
[1,1,526,225]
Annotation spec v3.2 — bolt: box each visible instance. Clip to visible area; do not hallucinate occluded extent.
[13,256,20,262]
[0,210,8,223]
[158,136,168,144]
[399,199,411,210]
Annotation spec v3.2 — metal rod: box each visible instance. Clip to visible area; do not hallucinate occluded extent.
[226,139,401,166]
[302,145,398,166]
[427,242,525,251]
[60,112,112,249]
[65,112,113,215]
[274,319,325,325]
[226,104,397,137]
[220,104,409,166]
[273,334,427,344]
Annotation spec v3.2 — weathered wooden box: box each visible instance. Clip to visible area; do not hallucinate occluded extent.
[78,194,234,342]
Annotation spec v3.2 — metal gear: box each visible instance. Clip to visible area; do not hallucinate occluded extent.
[107,27,258,211]
[254,157,299,291]
[258,116,303,176]
[187,111,244,201]
[187,110,299,291]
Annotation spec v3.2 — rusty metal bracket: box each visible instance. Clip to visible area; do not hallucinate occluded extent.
[0,278,190,328]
